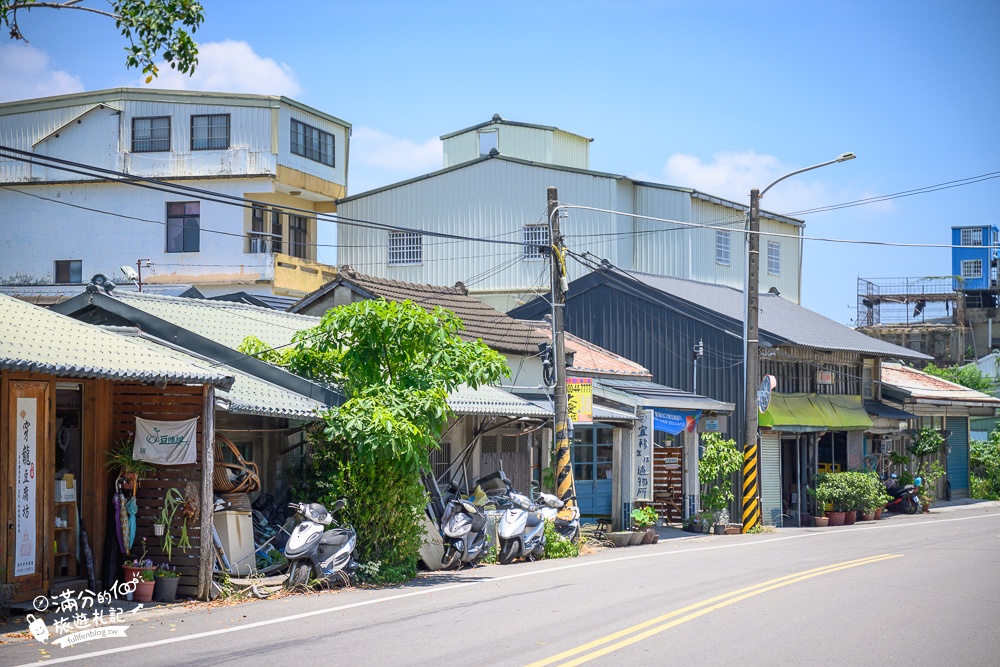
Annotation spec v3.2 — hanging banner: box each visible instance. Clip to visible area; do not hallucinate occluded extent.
[567,377,593,424]
[651,409,702,435]
[15,398,38,577]
[134,417,199,465]
[633,410,653,501]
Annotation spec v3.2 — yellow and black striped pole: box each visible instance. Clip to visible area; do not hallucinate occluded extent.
[741,442,761,532]
[548,187,575,510]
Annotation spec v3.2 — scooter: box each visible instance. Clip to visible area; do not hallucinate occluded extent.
[497,491,546,564]
[534,488,581,542]
[440,491,490,570]
[883,474,922,514]
[283,499,358,589]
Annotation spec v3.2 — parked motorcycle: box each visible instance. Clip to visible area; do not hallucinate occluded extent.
[534,488,581,542]
[497,491,546,564]
[440,490,490,570]
[283,499,358,589]
[883,474,922,514]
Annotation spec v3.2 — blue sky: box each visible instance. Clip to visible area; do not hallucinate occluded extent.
[2,0,998,324]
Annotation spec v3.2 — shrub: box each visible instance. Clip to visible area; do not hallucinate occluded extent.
[699,433,742,513]
[971,434,1000,500]
[543,520,579,559]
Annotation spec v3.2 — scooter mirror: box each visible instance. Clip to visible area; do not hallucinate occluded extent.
[332,498,347,512]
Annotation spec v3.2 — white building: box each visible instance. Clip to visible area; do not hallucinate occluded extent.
[336,115,805,311]
[0,88,350,297]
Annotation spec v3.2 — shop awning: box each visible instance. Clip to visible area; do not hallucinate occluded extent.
[759,394,873,432]
[864,401,917,421]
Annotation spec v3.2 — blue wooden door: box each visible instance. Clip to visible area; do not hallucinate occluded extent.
[946,416,969,497]
[572,425,614,517]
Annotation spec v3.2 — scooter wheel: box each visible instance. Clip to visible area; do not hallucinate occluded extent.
[499,540,519,565]
[441,549,461,571]
[285,562,311,590]
[903,498,919,514]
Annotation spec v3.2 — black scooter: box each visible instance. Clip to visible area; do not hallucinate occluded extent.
[440,483,489,570]
[883,474,921,514]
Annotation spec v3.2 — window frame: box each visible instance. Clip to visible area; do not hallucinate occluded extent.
[290,118,335,167]
[165,201,200,253]
[288,214,309,259]
[479,130,498,156]
[388,231,423,266]
[961,259,983,280]
[131,116,171,153]
[767,240,781,276]
[715,230,731,266]
[960,228,982,246]
[522,224,550,260]
[190,113,230,151]
[54,260,82,284]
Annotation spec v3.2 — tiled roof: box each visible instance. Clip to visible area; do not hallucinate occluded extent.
[624,271,930,359]
[293,267,550,356]
[519,320,652,378]
[0,284,202,306]
[110,291,319,349]
[448,384,553,417]
[881,363,1000,405]
[0,295,232,387]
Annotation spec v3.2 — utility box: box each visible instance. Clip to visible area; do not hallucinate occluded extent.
[213,510,256,575]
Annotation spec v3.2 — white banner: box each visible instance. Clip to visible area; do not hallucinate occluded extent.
[15,398,38,577]
[134,417,199,465]
[633,410,653,502]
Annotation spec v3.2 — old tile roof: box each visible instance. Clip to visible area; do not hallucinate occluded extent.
[881,363,1000,406]
[293,267,550,356]
[519,320,652,379]
[0,295,232,387]
[448,384,553,417]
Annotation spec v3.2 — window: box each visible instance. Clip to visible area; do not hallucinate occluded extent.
[191,114,230,150]
[523,224,550,260]
[715,230,731,266]
[479,130,498,156]
[388,231,422,265]
[960,228,982,246]
[271,209,283,254]
[288,214,308,259]
[290,119,335,167]
[54,260,82,284]
[961,259,983,280]
[767,241,781,275]
[166,202,200,253]
[132,116,170,152]
[862,361,875,400]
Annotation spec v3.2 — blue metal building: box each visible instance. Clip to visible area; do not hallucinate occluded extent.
[952,225,999,292]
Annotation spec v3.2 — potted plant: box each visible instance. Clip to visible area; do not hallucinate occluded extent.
[915,460,946,512]
[133,567,156,603]
[153,564,181,603]
[122,538,154,585]
[712,508,730,535]
[630,506,659,544]
[808,475,834,526]
[909,426,945,511]
[157,488,192,561]
[105,436,156,495]
[698,433,742,535]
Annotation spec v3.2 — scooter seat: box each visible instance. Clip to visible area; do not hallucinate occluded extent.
[320,528,352,547]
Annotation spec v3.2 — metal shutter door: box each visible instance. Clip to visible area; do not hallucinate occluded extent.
[946,416,969,498]
[760,431,783,526]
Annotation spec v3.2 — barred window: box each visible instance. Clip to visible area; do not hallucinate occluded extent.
[191,114,230,150]
[388,231,422,266]
[767,241,781,276]
[715,230,731,266]
[960,228,982,246]
[132,116,170,152]
[523,224,550,260]
[290,118,335,167]
[961,259,983,280]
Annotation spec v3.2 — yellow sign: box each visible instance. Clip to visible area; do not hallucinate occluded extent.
[567,377,593,423]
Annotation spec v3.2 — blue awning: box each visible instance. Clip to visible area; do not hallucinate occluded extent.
[649,408,702,435]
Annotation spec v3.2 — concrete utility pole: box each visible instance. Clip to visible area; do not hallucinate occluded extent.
[548,186,575,509]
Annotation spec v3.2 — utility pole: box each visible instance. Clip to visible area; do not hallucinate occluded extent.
[548,186,575,509]
[741,190,763,532]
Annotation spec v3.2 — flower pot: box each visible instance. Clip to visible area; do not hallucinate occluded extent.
[725,524,742,535]
[651,533,659,544]
[713,523,727,535]
[922,502,931,513]
[122,565,153,586]
[134,580,155,603]
[861,512,875,522]
[826,511,846,527]
[813,516,830,527]
[153,523,166,537]
[153,576,180,603]
[641,527,656,544]
[608,531,632,548]
[628,531,645,546]
[843,511,856,526]
[875,507,883,520]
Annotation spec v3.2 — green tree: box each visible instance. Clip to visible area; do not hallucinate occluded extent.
[970,432,1000,500]
[921,363,994,394]
[241,298,509,583]
[1,0,204,81]
[698,432,742,516]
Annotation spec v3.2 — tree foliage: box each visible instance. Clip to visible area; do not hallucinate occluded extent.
[921,362,994,394]
[970,432,1000,500]
[1,0,204,81]
[242,298,509,583]
[698,432,742,512]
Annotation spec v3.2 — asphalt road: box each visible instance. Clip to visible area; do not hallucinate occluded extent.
[5,504,999,667]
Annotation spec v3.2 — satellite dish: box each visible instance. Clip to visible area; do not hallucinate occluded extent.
[120,265,139,284]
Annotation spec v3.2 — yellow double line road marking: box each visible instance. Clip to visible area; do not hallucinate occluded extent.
[525,553,903,667]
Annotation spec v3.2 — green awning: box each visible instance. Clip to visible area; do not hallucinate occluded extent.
[759,393,873,432]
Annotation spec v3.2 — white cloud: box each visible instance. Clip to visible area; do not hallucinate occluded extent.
[0,44,83,102]
[347,127,442,193]
[144,40,301,96]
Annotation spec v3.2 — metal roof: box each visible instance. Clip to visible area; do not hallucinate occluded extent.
[621,270,931,360]
[447,384,553,417]
[439,115,593,142]
[597,379,735,413]
[0,295,232,388]
[0,283,203,306]
[864,400,918,420]
[881,363,1000,407]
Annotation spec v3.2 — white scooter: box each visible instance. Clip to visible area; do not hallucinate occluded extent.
[283,499,358,589]
[497,491,546,564]
[534,489,581,542]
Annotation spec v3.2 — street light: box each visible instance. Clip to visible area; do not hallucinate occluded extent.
[741,152,856,531]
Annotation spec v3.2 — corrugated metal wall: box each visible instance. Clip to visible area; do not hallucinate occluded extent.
[551,130,589,169]
[277,105,347,186]
[442,131,478,166]
[946,416,969,497]
[760,431,783,526]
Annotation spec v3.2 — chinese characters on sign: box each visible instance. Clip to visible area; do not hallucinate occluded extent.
[567,377,593,424]
[30,581,140,648]
[15,398,37,577]
[133,416,199,464]
[633,410,653,501]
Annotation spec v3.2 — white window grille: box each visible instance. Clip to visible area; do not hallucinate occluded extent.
[132,116,170,152]
[961,259,983,280]
[191,114,230,150]
[715,230,731,266]
[523,225,550,260]
[960,228,982,246]
[388,231,422,265]
[767,241,781,276]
